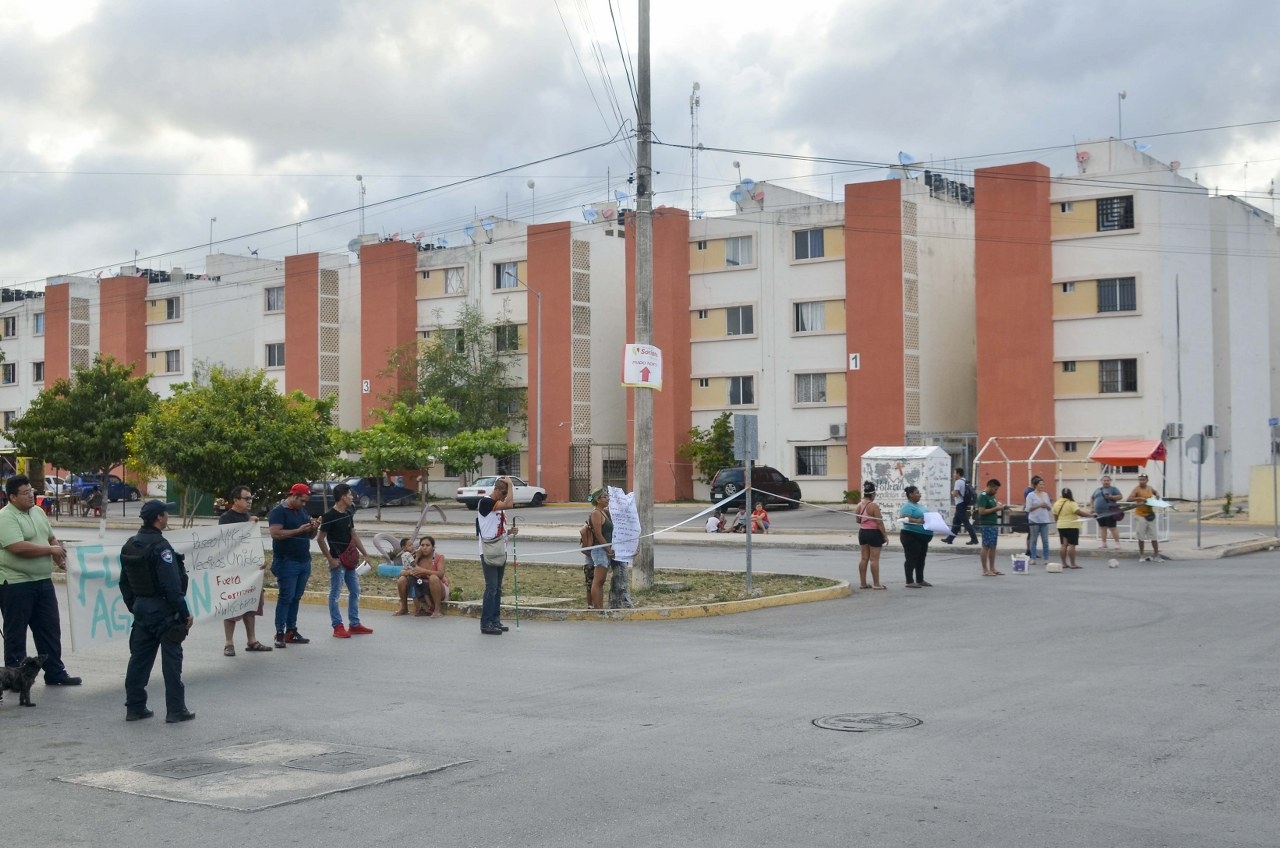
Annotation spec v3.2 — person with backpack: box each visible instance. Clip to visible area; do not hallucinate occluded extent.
[942,468,979,545]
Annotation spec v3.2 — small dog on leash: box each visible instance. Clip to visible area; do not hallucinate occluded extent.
[0,656,46,707]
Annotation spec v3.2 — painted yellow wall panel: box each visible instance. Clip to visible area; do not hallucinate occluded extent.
[689,239,728,273]
[690,308,728,339]
[825,300,847,333]
[824,227,845,258]
[829,445,848,472]
[826,374,847,405]
[516,324,528,351]
[1051,198,1097,237]
[145,299,173,322]
[417,270,446,298]
[1052,280,1098,317]
[1055,360,1099,395]
[691,377,725,407]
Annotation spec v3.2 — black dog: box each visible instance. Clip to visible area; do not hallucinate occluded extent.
[0,656,46,707]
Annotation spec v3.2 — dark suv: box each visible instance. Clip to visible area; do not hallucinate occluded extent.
[709,466,802,509]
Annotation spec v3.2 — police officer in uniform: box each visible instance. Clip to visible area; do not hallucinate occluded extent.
[120,500,195,723]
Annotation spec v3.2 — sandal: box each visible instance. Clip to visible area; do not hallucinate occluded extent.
[872,585,887,590]
[414,609,431,617]
[223,645,236,657]
[245,642,273,652]
[392,610,410,616]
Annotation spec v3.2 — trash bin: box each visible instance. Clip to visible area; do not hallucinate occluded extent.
[1008,510,1028,535]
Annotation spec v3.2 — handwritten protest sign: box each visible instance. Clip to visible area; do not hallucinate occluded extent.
[607,486,640,563]
[65,523,266,651]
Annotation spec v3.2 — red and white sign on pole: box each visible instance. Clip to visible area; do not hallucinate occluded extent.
[622,344,663,390]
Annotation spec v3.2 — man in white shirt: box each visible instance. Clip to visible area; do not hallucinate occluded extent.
[942,468,978,545]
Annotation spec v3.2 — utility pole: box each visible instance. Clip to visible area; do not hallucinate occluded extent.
[632,0,655,588]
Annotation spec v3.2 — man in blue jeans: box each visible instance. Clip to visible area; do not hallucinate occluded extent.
[268,483,320,648]
[475,477,518,635]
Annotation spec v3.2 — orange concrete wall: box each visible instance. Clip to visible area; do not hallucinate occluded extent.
[527,222,572,500]
[43,284,71,383]
[357,241,418,425]
[974,163,1055,493]
[844,180,906,485]
[627,207,693,502]
[99,275,148,374]
[627,211,696,502]
[284,253,320,398]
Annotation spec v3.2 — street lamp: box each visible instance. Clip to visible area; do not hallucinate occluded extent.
[208,217,216,256]
[1117,91,1127,139]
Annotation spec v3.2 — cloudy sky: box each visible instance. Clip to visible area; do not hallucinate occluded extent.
[2,0,1278,287]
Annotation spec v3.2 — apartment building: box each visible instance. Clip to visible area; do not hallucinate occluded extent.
[636,178,977,502]
[976,140,1280,498]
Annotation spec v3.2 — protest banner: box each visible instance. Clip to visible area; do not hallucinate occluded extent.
[65,523,266,651]
[607,486,640,563]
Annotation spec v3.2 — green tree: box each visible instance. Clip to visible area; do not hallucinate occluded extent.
[410,303,526,436]
[677,412,736,484]
[6,355,157,490]
[337,398,517,519]
[126,367,337,517]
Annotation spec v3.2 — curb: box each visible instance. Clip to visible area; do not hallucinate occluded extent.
[270,580,852,621]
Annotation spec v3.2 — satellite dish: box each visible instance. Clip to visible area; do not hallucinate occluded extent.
[347,238,362,253]
[1169,160,1181,170]
[740,178,756,192]
[729,188,745,203]
[752,191,764,201]
[601,207,616,219]
[582,207,600,223]
[887,170,903,179]
[693,210,705,219]
[1076,151,1091,162]
[898,151,917,166]
[464,225,476,242]
[414,231,426,240]
[482,219,495,232]
[614,190,628,204]
[436,237,448,248]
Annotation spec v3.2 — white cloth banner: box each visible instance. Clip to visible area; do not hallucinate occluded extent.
[65,524,266,651]
[607,486,640,563]
[922,511,952,535]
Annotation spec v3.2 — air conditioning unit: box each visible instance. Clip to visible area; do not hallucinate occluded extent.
[1163,422,1183,440]
[829,423,847,439]
[1203,424,1218,438]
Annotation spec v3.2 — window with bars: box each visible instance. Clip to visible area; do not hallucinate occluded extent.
[495,262,519,289]
[445,267,464,293]
[1097,277,1137,312]
[264,286,284,312]
[494,324,521,352]
[795,445,828,476]
[794,301,826,332]
[794,228,825,260]
[726,305,753,336]
[266,342,285,368]
[1062,361,1077,372]
[729,376,754,406]
[795,373,828,404]
[1096,196,1134,231]
[1099,358,1138,393]
[724,236,752,267]
[1,363,15,384]
[495,454,521,477]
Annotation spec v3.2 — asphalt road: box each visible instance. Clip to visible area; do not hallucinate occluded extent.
[5,515,1278,846]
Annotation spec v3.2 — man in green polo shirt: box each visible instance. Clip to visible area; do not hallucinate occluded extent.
[0,475,81,685]
[975,478,1009,578]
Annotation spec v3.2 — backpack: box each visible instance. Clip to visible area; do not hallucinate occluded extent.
[579,517,594,549]
[960,479,977,509]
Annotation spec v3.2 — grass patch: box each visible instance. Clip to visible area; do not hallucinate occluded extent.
[272,554,838,609]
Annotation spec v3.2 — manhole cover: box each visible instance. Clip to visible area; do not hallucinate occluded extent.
[812,712,922,732]
[283,751,400,774]
[136,756,245,780]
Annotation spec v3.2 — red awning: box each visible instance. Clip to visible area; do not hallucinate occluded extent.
[1087,439,1167,466]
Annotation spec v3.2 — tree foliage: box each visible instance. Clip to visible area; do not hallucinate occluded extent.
[335,398,518,517]
[677,412,736,484]
[412,303,526,435]
[6,355,157,481]
[126,367,337,514]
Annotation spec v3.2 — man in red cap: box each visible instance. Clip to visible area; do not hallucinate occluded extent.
[268,484,320,648]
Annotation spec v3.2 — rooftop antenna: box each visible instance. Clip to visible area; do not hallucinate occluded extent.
[690,81,701,215]
[356,175,366,236]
